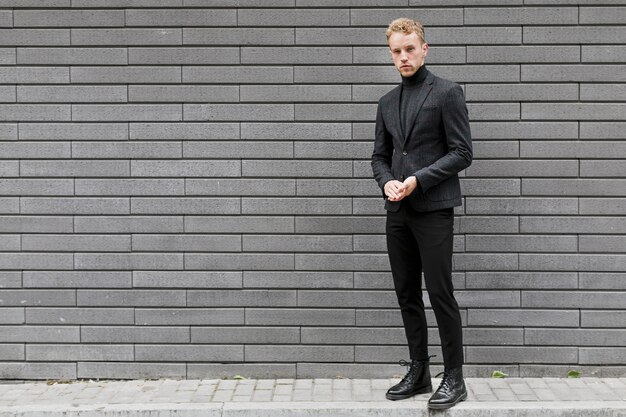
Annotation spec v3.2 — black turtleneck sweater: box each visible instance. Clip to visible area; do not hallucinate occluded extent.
[399,64,428,137]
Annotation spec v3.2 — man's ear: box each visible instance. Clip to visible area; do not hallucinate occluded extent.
[422,43,429,56]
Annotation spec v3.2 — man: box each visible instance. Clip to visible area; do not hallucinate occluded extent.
[371,18,472,410]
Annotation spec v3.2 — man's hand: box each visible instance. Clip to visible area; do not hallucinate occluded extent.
[384,176,419,202]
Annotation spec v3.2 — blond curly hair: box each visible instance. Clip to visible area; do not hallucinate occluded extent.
[385,18,426,44]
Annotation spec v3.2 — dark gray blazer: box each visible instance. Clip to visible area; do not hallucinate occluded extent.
[371,67,473,213]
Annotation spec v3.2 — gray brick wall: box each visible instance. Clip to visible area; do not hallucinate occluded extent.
[0,2,624,380]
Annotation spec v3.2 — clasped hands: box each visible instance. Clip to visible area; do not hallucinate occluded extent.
[384,176,418,202]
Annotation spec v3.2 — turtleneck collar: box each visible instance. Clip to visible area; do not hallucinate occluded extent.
[401,64,427,88]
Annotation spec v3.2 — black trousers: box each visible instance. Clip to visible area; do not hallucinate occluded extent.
[386,201,464,369]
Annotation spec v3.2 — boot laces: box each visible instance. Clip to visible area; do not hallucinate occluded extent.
[435,371,452,392]
[398,355,435,382]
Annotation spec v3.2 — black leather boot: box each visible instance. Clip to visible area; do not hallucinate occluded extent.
[386,359,432,400]
[427,366,467,409]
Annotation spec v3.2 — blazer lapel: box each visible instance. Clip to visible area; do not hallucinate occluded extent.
[402,71,435,145]
[385,86,404,141]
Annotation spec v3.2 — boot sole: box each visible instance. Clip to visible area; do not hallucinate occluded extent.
[385,385,433,401]
[427,390,468,410]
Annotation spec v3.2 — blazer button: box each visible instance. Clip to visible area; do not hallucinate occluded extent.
[400,175,405,180]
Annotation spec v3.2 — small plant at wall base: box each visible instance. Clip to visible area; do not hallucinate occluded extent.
[492,371,508,378]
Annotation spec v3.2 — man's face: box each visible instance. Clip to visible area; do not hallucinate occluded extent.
[388,31,428,77]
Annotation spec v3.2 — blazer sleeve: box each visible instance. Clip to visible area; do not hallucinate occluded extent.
[412,84,473,193]
[371,101,395,197]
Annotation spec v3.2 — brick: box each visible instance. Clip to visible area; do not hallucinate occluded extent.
[295,66,394,84]
[18,85,127,103]
[132,123,238,141]
[580,348,626,365]
[523,291,624,309]
[354,46,465,65]
[75,179,184,196]
[132,234,241,252]
[580,7,626,24]
[468,103,520,120]
[472,121,577,139]
[461,179,520,197]
[0,123,17,139]
[27,344,133,361]
[581,160,626,177]
[74,141,180,158]
[26,308,133,325]
[0,11,10,27]
[243,235,352,253]
[468,309,579,327]
[245,345,353,362]
[351,85,401,102]
[580,198,626,215]
[242,197,351,215]
[521,216,626,234]
[294,142,371,159]
[183,28,293,45]
[582,311,626,328]
[301,327,404,345]
[126,8,236,26]
[466,272,578,289]
[21,198,129,215]
[466,160,578,178]
[72,28,181,45]
[298,0,404,5]
[185,216,293,233]
[354,346,443,363]
[0,48,15,64]
[243,271,353,289]
[245,308,354,326]
[295,104,376,122]
[0,362,76,380]
[523,179,626,197]
[243,160,351,178]
[136,345,243,362]
[581,122,626,139]
[581,236,626,253]
[75,253,184,271]
[185,253,294,271]
[186,179,295,196]
[183,66,292,84]
[295,254,389,272]
[0,85,13,102]
[454,253,518,271]
[351,8,463,26]
[78,362,185,380]
[296,216,385,234]
[239,9,348,26]
[22,234,131,252]
[192,327,299,344]
[75,0,182,5]
[465,7,576,25]
[0,235,19,251]
[466,197,577,215]
[582,45,626,63]
[0,161,18,177]
[0,271,21,288]
[467,347,577,364]
[21,160,129,177]
[0,67,69,84]
[129,85,237,103]
[0,197,18,214]
[0,308,24,324]
[2,142,69,159]
[129,47,238,65]
[188,290,296,307]
[581,84,626,101]
[297,290,396,308]
[75,216,183,233]
[0,325,79,343]
[467,45,580,63]
[0,216,72,232]
[356,309,465,327]
[185,103,293,121]
[81,326,189,343]
[14,10,124,27]
[23,271,131,289]
[521,254,626,272]
[20,123,128,140]
[242,122,351,140]
[0,345,26,361]
[131,160,239,177]
[131,197,240,214]
[136,308,244,325]
[527,329,626,347]
[464,328,524,346]
[459,216,519,233]
[242,46,350,64]
[465,84,578,102]
[241,85,350,102]
[78,289,186,307]
[0,254,73,270]
[521,141,626,159]
[580,273,626,290]
[18,47,127,65]
[297,179,378,197]
[0,289,76,307]
[133,271,242,288]
[73,104,182,121]
[352,235,384,252]
[523,65,626,82]
[184,141,292,159]
[523,26,626,44]
[0,104,70,121]
[0,29,69,46]
[466,235,577,253]
[189,364,295,380]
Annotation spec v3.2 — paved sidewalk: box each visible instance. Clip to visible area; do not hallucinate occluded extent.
[0,377,624,416]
